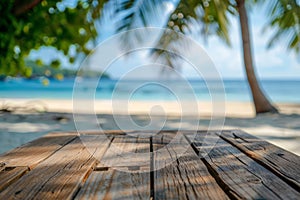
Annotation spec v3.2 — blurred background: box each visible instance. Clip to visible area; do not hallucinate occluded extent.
[0,0,300,155]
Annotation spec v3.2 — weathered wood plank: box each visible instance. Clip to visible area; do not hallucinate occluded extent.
[75,170,150,200]
[220,129,300,190]
[0,136,112,199]
[0,162,6,172]
[0,132,77,169]
[153,131,229,199]
[0,166,28,192]
[75,136,150,199]
[0,130,299,199]
[79,130,126,136]
[100,136,150,170]
[191,132,300,199]
[0,132,77,193]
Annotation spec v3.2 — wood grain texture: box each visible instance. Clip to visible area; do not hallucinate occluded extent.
[153,132,229,200]
[0,166,28,192]
[0,130,299,199]
[100,136,150,171]
[220,129,300,190]
[75,136,150,200]
[75,169,150,200]
[191,132,300,199]
[0,132,77,169]
[0,136,112,200]
[0,162,6,172]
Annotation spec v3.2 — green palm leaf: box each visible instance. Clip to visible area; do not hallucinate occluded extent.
[264,0,300,53]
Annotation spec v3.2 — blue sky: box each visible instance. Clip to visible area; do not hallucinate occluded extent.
[30,1,300,80]
[203,7,300,79]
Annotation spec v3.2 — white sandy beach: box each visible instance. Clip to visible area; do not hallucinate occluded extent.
[0,98,300,155]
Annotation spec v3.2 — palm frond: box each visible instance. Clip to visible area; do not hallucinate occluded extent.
[112,0,167,50]
[150,0,235,69]
[114,0,165,31]
[165,0,234,44]
[265,0,300,53]
[150,29,190,69]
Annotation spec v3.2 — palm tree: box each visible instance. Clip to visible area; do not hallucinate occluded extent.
[113,0,299,114]
[236,0,278,113]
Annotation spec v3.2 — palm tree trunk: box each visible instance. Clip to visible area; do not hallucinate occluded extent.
[236,0,278,114]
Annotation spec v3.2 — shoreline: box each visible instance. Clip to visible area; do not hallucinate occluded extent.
[1,98,300,117]
[0,98,300,155]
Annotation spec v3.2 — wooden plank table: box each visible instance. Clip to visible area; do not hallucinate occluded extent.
[0,130,299,199]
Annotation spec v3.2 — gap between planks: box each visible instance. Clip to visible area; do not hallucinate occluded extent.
[0,132,78,192]
[1,130,299,199]
[185,131,300,199]
[75,131,230,200]
[220,129,300,191]
[0,135,112,199]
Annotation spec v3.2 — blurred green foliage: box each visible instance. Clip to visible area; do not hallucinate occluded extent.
[0,0,107,77]
[25,60,110,79]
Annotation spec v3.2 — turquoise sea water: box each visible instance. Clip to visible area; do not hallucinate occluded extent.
[0,78,300,155]
[0,78,299,103]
